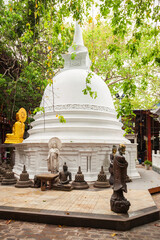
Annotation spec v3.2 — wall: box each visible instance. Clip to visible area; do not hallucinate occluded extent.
[13,142,140,181]
[152,150,160,174]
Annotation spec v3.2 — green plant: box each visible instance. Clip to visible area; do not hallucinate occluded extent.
[144,160,152,166]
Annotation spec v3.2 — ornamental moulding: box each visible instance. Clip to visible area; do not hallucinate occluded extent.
[43,104,115,113]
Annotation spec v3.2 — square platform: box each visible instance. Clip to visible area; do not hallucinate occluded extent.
[0,185,159,231]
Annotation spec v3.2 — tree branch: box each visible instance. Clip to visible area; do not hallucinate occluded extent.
[107,78,127,86]
[105,75,124,81]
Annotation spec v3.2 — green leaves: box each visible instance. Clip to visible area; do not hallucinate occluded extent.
[71,52,76,60]
[155,57,160,66]
[0,0,77,121]
[58,115,66,123]
[83,18,159,133]
[0,0,159,131]
[0,75,6,86]
[126,40,139,57]
[82,72,97,99]
[108,44,120,54]
[33,107,45,114]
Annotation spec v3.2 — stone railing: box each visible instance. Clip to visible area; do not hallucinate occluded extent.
[152,150,160,174]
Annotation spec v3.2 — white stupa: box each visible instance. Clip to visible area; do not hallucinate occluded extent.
[14,23,140,180]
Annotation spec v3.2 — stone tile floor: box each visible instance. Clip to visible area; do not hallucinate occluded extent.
[0,186,156,216]
[0,191,159,239]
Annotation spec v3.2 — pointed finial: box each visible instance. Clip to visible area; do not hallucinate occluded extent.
[23,165,26,173]
[73,22,84,46]
[100,166,104,174]
[78,166,82,174]
[62,20,91,70]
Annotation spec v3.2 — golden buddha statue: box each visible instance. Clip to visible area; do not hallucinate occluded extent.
[4,108,27,144]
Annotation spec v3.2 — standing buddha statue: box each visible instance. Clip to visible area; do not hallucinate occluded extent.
[108,145,117,185]
[110,144,131,213]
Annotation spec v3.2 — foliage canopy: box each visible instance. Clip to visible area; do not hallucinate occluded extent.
[0,0,159,133]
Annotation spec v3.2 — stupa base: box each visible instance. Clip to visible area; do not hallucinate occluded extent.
[15,180,33,188]
[94,181,110,188]
[1,178,17,185]
[72,181,89,189]
[14,142,140,181]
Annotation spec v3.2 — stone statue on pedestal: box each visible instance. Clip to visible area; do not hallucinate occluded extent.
[53,162,72,191]
[47,137,62,173]
[5,108,27,144]
[59,162,72,184]
[110,144,131,213]
[108,145,117,185]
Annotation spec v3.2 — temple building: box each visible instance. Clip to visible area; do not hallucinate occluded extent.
[13,23,140,180]
[125,109,160,162]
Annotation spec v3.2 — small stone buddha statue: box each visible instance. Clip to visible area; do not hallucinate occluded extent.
[53,162,72,191]
[5,108,27,144]
[59,162,72,184]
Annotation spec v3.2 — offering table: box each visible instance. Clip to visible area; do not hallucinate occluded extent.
[36,173,59,191]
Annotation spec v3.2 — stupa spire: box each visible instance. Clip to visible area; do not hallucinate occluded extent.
[62,21,91,70]
[73,22,84,46]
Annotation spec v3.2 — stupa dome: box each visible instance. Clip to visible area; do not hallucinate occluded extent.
[24,22,129,144]
[41,69,114,111]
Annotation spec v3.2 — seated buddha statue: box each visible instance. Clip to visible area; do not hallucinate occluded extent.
[59,162,72,185]
[4,108,27,144]
[52,162,73,191]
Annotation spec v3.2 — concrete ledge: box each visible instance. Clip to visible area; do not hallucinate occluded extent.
[0,205,159,231]
[152,165,160,175]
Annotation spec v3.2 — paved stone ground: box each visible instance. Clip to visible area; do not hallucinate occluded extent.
[0,193,159,240]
